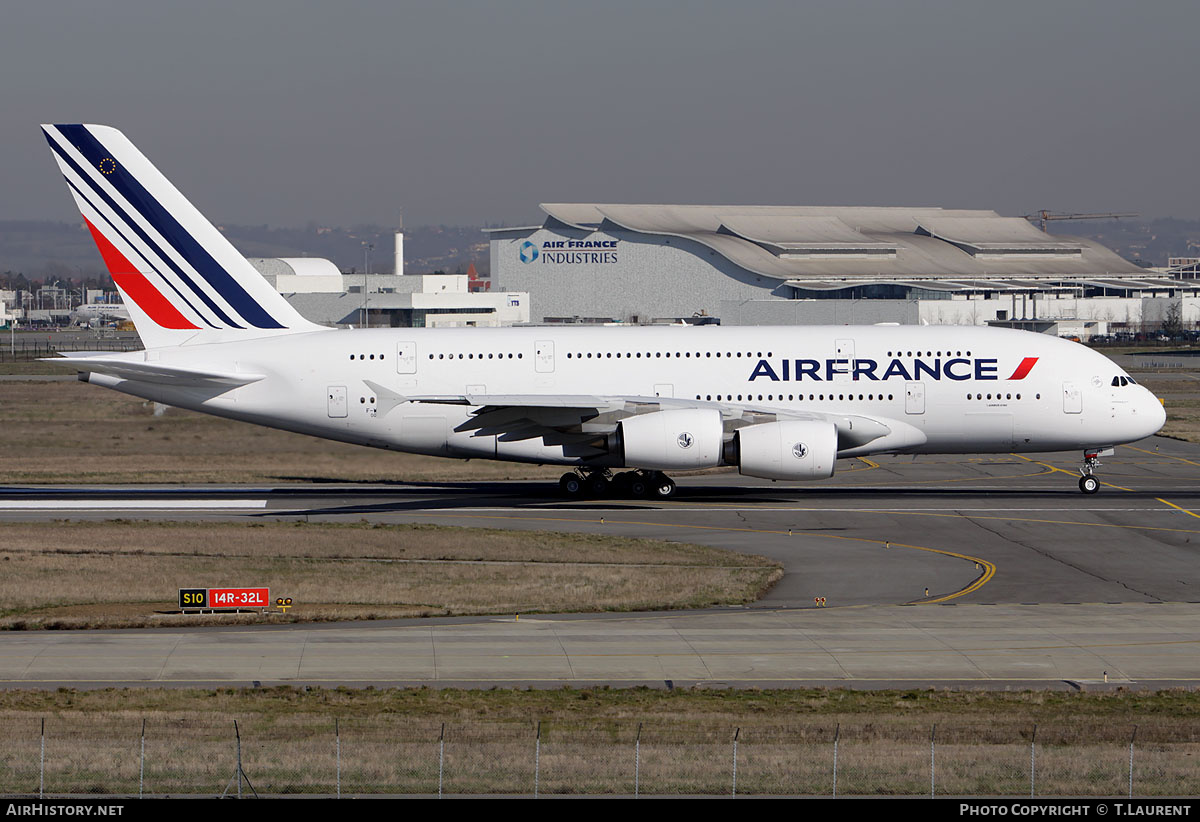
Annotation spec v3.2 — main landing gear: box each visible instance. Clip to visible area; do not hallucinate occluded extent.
[1078,450,1103,494]
[559,469,677,500]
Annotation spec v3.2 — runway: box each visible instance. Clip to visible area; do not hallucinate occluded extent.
[2,436,1199,689]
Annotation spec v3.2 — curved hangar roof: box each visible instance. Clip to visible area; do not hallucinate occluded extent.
[536,204,1147,290]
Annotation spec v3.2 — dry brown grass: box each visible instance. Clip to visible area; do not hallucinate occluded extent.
[2,689,1199,795]
[0,360,78,375]
[0,520,780,629]
[1151,397,1200,442]
[1132,376,1199,395]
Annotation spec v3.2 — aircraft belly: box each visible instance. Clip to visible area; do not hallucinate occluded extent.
[401,415,451,456]
[962,411,1014,450]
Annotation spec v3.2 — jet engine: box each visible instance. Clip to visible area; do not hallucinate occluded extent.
[617,408,724,470]
[732,420,837,481]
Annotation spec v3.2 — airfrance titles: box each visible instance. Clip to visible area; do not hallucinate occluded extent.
[748,355,1004,383]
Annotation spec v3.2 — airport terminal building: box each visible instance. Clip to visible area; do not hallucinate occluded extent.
[248,257,529,328]
[491,204,1199,333]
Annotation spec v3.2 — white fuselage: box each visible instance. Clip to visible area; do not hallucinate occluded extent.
[82,324,1165,470]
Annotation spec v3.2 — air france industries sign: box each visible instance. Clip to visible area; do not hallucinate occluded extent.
[179,587,270,610]
[520,239,618,265]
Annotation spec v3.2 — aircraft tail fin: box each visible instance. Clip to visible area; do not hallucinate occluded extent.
[41,124,327,348]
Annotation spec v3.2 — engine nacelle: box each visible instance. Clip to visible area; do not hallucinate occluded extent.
[735,420,837,481]
[618,408,724,470]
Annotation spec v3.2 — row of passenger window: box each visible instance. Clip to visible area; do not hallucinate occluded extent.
[414,349,975,362]
[568,351,773,360]
[688,391,1047,404]
[968,393,1041,400]
[377,349,976,362]
[694,392,896,403]
[428,353,523,360]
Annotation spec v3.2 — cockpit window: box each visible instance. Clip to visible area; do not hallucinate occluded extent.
[1112,376,1122,387]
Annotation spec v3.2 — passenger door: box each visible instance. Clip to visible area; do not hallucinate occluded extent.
[327,385,348,418]
[835,338,855,383]
[395,341,416,374]
[1063,382,1082,414]
[905,381,925,415]
[535,340,555,373]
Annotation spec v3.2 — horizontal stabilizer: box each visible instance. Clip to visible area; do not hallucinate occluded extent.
[43,356,263,388]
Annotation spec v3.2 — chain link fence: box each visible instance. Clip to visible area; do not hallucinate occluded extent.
[2,716,1197,797]
[0,337,142,362]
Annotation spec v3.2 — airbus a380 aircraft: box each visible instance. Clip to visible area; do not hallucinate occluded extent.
[42,124,1165,498]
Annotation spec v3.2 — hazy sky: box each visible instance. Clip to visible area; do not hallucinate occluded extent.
[2,1,1197,228]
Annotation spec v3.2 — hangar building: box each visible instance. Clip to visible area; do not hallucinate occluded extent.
[490,204,1199,332]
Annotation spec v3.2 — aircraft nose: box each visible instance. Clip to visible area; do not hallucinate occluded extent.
[1139,389,1167,439]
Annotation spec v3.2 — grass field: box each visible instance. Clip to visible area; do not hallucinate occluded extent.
[1154,398,1200,442]
[2,688,1198,795]
[0,360,84,375]
[8,685,1197,728]
[0,520,781,629]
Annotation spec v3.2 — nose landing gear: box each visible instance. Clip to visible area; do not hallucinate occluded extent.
[1077,448,1111,494]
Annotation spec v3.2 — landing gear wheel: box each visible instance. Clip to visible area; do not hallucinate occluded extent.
[610,472,634,498]
[1078,449,1105,495]
[649,472,677,500]
[559,472,585,498]
[587,473,611,497]
[627,474,649,499]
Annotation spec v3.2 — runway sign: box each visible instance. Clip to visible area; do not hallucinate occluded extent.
[210,588,270,608]
[178,588,207,609]
[179,587,270,610]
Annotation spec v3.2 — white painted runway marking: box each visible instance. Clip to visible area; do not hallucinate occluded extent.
[0,500,268,510]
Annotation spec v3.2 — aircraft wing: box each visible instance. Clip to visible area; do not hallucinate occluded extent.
[404,392,914,451]
[44,354,264,388]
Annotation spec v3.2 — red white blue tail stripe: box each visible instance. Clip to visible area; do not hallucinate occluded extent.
[42,124,322,345]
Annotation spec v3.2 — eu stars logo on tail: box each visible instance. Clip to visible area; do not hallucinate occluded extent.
[42,124,326,348]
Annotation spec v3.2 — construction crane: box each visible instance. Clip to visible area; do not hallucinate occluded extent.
[1023,210,1139,233]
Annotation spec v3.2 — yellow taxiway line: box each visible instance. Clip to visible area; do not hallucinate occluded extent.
[404,510,994,606]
